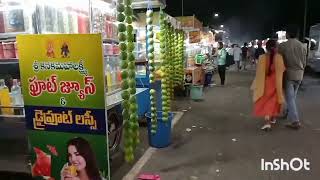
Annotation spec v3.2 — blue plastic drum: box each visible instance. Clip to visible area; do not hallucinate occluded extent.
[145,111,173,148]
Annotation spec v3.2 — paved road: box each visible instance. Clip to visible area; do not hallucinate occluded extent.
[139,70,320,180]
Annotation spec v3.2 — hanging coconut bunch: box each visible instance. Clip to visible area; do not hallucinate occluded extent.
[117,0,139,163]
[146,8,158,134]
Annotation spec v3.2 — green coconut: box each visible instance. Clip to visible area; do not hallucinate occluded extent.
[124,0,132,5]
[121,90,130,100]
[146,17,152,25]
[121,70,128,79]
[126,16,133,24]
[127,42,135,51]
[148,46,154,53]
[117,13,125,22]
[117,4,125,12]
[118,33,126,41]
[147,31,154,38]
[119,43,127,51]
[127,33,134,42]
[127,25,133,33]
[149,66,155,72]
[147,38,154,45]
[122,80,129,89]
[148,53,154,60]
[128,52,135,61]
[149,74,155,81]
[128,62,135,69]
[121,61,128,69]
[129,79,136,88]
[130,87,136,95]
[150,89,156,96]
[130,104,138,112]
[128,70,135,78]
[125,6,133,16]
[120,51,128,60]
[118,23,126,32]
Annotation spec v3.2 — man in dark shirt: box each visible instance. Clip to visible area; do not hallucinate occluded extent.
[255,41,265,60]
[241,42,249,70]
[278,26,307,129]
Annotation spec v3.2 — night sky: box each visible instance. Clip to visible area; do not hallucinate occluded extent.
[165,0,320,42]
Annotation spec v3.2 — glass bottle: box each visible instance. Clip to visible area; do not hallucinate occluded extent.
[0,79,13,115]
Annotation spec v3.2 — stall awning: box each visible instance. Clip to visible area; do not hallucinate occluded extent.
[132,0,166,9]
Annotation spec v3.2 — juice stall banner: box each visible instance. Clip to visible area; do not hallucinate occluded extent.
[17,34,110,180]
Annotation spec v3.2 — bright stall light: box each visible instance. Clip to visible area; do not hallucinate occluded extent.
[91,0,113,13]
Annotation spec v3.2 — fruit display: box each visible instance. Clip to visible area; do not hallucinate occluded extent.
[117,0,139,163]
[146,9,158,134]
[159,9,170,122]
[158,10,186,123]
[168,29,185,89]
[166,25,173,114]
[177,30,185,85]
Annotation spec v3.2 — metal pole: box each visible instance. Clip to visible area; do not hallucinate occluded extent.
[303,0,308,39]
[182,0,184,16]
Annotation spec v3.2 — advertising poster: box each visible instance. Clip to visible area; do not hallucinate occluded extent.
[17,34,109,180]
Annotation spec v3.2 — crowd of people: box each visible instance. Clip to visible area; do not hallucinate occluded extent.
[203,38,268,87]
[203,25,307,132]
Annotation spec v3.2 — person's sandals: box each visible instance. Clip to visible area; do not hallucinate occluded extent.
[261,124,272,131]
[286,122,301,130]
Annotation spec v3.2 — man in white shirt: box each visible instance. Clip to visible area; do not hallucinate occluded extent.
[233,44,242,71]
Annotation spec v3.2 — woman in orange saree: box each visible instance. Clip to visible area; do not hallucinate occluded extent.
[251,40,286,131]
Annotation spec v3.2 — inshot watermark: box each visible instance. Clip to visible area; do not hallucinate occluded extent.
[261,158,311,171]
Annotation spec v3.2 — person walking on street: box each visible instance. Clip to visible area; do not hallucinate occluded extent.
[248,42,256,68]
[233,44,242,71]
[255,41,265,63]
[241,42,249,70]
[251,40,286,131]
[217,42,227,85]
[203,53,215,87]
[226,44,235,69]
[279,26,307,129]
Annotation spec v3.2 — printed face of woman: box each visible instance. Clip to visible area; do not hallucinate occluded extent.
[68,145,86,171]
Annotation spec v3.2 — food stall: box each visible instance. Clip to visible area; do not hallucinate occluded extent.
[175,15,205,86]
[0,0,158,174]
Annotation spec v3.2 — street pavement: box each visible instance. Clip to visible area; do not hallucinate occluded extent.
[137,69,320,180]
[1,68,320,180]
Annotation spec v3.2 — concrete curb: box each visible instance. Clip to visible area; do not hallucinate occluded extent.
[122,111,185,180]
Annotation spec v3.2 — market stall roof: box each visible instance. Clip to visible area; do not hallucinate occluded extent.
[134,12,180,29]
[132,0,166,9]
[175,15,203,31]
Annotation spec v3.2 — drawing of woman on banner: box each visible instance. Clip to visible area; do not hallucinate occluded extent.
[60,137,104,180]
